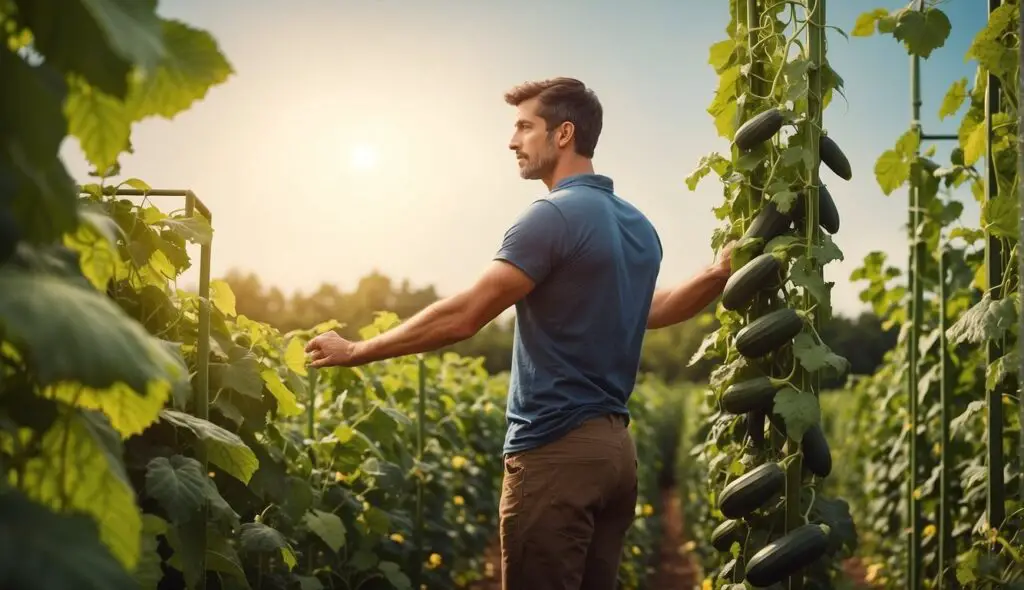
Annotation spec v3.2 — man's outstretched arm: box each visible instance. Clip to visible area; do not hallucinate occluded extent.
[647,244,734,330]
[306,261,535,368]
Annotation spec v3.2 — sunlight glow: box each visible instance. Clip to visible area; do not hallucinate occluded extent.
[349,144,379,170]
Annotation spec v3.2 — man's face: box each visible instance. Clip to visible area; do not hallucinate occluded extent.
[508,97,559,180]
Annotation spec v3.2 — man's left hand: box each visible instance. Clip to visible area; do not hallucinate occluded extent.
[305,331,359,368]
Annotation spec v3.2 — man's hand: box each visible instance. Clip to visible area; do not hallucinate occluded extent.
[714,240,736,277]
[306,331,359,368]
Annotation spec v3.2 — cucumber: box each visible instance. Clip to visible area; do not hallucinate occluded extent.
[711,519,747,552]
[742,202,793,245]
[802,423,832,478]
[722,252,784,312]
[718,462,786,519]
[734,108,785,150]
[819,135,852,180]
[745,523,831,586]
[792,185,840,235]
[721,376,785,414]
[734,307,803,359]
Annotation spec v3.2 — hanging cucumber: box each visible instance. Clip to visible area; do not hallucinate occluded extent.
[742,202,793,245]
[819,135,852,180]
[718,462,787,519]
[734,108,785,151]
[734,308,803,359]
[721,376,788,414]
[721,252,785,312]
[711,518,747,552]
[744,523,832,586]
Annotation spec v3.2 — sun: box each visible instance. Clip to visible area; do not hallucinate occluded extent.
[349,144,378,170]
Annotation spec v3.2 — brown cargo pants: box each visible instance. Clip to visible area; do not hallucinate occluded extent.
[498,414,639,590]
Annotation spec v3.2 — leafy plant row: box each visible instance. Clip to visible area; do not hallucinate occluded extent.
[682,1,858,588]
[0,2,675,589]
[826,3,1024,587]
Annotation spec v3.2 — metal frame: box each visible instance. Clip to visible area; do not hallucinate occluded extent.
[80,186,213,588]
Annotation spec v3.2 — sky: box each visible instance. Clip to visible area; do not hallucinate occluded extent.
[58,0,989,319]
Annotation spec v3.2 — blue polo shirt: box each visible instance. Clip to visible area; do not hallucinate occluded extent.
[494,173,663,455]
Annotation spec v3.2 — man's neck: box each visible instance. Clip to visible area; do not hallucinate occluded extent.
[542,157,595,191]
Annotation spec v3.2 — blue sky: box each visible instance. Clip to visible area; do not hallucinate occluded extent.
[59,0,989,319]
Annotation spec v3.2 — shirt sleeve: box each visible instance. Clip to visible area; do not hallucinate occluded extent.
[494,199,568,284]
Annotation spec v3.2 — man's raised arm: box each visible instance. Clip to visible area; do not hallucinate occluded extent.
[647,243,734,330]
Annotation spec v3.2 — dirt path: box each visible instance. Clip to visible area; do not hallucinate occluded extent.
[647,485,699,589]
[468,485,698,589]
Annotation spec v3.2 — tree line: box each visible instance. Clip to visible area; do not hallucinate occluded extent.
[221,269,896,389]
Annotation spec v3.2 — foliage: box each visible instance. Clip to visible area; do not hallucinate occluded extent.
[221,269,897,389]
[681,1,857,588]
[825,2,1024,588]
[0,2,679,589]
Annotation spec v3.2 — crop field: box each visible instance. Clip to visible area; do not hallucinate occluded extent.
[0,1,1021,590]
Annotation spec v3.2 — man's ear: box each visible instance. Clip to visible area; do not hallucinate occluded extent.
[556,121,575,149]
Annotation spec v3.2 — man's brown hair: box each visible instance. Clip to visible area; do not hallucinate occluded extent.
[504,77,603,159]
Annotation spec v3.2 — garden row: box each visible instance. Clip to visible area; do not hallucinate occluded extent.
[678,1,1024,589]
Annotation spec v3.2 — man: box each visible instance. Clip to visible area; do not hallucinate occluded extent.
[306,77,733,589]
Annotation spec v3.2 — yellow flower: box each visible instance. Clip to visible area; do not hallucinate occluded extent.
[390,533,405,544]
[702,578,713,590]
[642,504,654,517]
[454,495,465,506]
[923,524,936,538]
[208,471,216,478]
[631,545,641,555]
[451,456,467,469]
[334,471,344,482]
[427,552,443,569]
[681,540,696,552]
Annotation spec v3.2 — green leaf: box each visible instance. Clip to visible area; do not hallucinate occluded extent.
[285,337,309,376]
[0,487,137,590]
[945,293,1016,345]
[938,78,968,120]
[20,408,142,571]
[212,352,264,399]
[892,8,951,58]
[210,279,236,316]
[874,150,910,195]
[151,214,213,246]
[261,368,302,417]
[126,19,234,122]
[0,269,185,392]
[239,522,297,569]
[303,509,347,553]
[64,78,131,173]
[963,122,986,166]
[708,39,735,73]
[378,561,412,590]
[12,0,164,98]
[789,257,831,312]
[772,386,821,442]
[981,195,1018,239]
[144,455,213,524]
[158,409,260,484]
[985,350,1017,390]
[851,8,889,37]
[966,4,1018,76]
[0,50,79,244]
[792,333,850,375]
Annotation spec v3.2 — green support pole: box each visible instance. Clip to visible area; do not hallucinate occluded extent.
[984,0,1007,538]
[307,368,318,440]
[1018,0,1024,511]
[937,246,953,588]
[907,46,923,590]
[412,357,426,586]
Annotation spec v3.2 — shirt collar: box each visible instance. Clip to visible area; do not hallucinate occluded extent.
[552,173,614,193]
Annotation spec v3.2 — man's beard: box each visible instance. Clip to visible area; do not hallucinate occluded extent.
[519,135,557,180]
[519,149,557,180]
